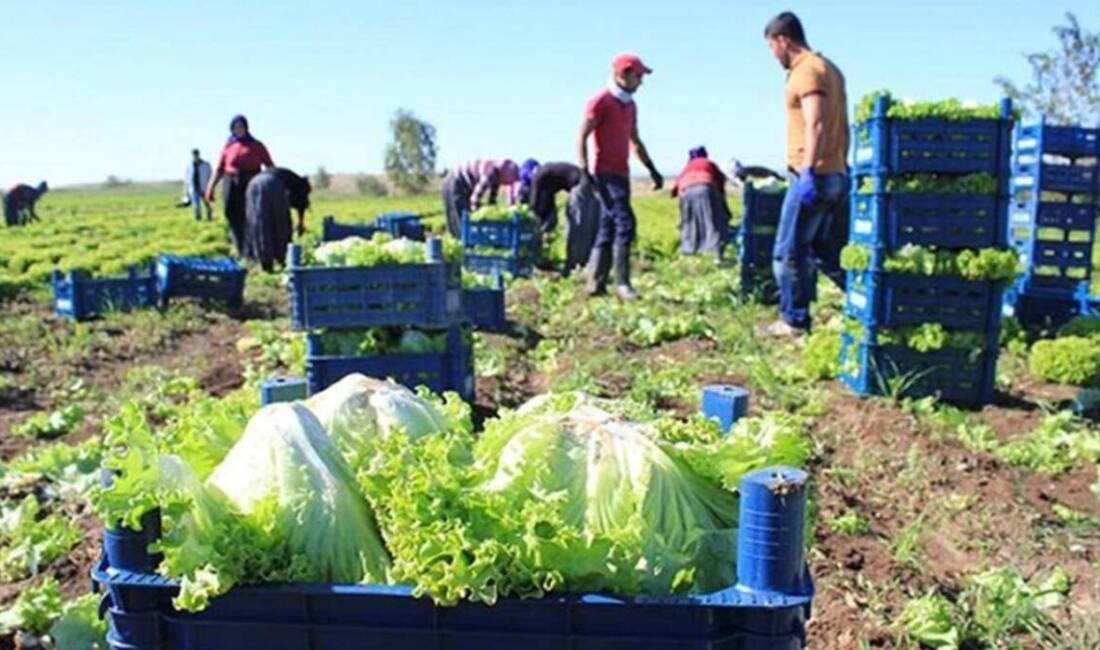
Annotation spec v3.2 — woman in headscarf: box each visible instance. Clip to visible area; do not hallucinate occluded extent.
[670,146,731,260]
[512,158,540,206]
[244,168,312,272]
[440,158,520,236]
[204,115,275,256]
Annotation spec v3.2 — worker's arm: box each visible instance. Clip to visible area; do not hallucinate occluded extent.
[205,169,224,203]
[631,125,662,190]
[800,92,827,171]
[577,118,596,183]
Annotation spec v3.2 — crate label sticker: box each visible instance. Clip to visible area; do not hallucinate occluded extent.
[1016,137,1038,150]
[1016,154,1038,166]
[447,290,462,312]
[55,298,72,312]
[855,147,873,163]
[1014,175,1035,188]
[848,292,867,310]
[853,219,873,235]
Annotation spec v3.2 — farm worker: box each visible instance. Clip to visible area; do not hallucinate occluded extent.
[205,115,275,257]
[244,168,312,272]
[579,53,663,300]
[528,162,585,232]
[3,181,47,226]
[670,147,731,260]
[763,12,850,336]
[440,159,520,237]
[183,149,213,221]
[512,158,540,206]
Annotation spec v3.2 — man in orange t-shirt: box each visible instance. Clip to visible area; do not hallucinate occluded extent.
[762,12,850,335]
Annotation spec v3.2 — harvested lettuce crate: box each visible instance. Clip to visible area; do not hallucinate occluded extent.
[287,245,463,330]
[461,211,540,278]
[51,265,156,321]
[1013,162,1100,197]
[304,327,474,401]
[463,274,506,332]
[321,216,383,243]
[1015,120,1100,159]
[853,96,1014,176]
[464,252,533,278]
[1002,283,1084,330]
[845,271,1003,333]
[850,190,1008,250]
[374,212,426,241]
[155,255,246,308]
[93,467,814,650]
[839,332,998,405]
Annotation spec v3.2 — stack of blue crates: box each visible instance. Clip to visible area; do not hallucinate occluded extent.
[840,95,1015,405]
[286,242,473,400]
[1004,118,1100,328]
[737,183,785,303]
[321,213,425,243]
[461,209,540,278]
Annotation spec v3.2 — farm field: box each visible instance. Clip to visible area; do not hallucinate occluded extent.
[0,185,1099,649]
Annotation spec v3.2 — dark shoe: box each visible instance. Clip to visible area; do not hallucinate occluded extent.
[586,246,611,296]
[612,244,637,299]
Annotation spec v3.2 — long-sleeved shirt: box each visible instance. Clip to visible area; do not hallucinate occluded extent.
[216,139,274,176]
[584,88,637,178]
[671,158,726,198]
[456,159,504,210]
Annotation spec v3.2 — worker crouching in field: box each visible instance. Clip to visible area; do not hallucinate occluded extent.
[579,53,663,300]
[762,12,850,336]
[245,168,311,272]
[3,181,48,226]
[440,159,520,237]
[514,158,540,206]
[205,115,275,257]
[528,162,584,233]
[670,147,730,261]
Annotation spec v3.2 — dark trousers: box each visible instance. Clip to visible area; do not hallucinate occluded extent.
[441,174,472,237]
[224,171,257,256]
[593,174,635,249]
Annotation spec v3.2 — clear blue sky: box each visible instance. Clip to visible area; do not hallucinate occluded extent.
[2,1,1098,187]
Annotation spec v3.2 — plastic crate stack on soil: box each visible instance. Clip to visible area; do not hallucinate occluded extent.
[461,206,541,278]
[737,181,786,303]
[840,93,1017,405]
[286,238,474,400]
[1004,118,1100,328]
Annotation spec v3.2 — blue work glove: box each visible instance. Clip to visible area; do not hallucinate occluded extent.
[795,167,817,207]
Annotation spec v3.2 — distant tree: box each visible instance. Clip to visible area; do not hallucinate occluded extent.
[314,166,331,191]
[383,109,437,194]
[995,12,1100,126]
[104,175,128,187]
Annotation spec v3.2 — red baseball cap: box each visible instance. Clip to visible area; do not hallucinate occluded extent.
[612,53,653,77]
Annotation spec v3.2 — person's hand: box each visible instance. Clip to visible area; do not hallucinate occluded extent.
[795,167,817,207]
[650,169,664,191]
[204,189,215,204]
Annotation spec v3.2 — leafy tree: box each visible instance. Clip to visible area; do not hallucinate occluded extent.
[383,109,437,194]
[995,12,1100,126]
[313,166,331,191]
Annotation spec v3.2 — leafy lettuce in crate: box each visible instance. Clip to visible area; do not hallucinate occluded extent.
[305,373,471,456]
[308,232,461,267]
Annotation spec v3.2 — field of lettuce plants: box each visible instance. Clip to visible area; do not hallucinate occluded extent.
[0,183,1098,649]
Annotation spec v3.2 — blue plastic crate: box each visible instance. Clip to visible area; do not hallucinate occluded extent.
[259,377,308,405]
[304,327,474,401]
[1013,162,1100,197]
[93,467,813,650]
[840,332,997,405]
[845,271,1004,332]
[461,212,540,258]
[737,184,784,302]
[853,96,1014,176]
[1002,284,1084,329]
[287,245,463,330]
[850,191,1008,250]
[155,255,246,308]
[51,265,157,321]
[321,216,383,243]
[464,252,533,278]
[463,275,506,332]
[374,212,426,241]
[1015,121,1100,160]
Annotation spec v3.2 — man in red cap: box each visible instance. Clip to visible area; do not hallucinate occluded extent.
[577,53,663,299]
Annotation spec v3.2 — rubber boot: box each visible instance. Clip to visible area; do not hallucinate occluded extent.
[613,244,638,300]
[585,245,611,296]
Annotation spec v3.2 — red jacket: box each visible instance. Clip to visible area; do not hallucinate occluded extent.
[671,158,726,197]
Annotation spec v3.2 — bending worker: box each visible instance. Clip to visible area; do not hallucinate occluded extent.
[3,181,48,226]
[670,146,731,260]
[441,159,520,237]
